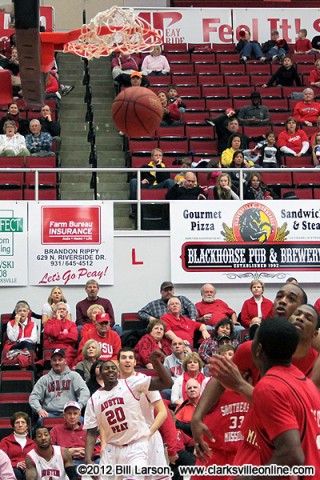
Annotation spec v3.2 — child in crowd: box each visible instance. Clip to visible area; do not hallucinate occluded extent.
[167,85,187,113]
[212,173,240,200]
[262,56,301,88]
[254,131,282,168]
[173,157,193,183]
[294,29,313,53]
[312,132,320,167]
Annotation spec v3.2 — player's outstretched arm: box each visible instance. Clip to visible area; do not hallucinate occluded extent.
[191,378,224,462]
[149,350,173,390]
[25,456,38,480]
[208,355,254,403]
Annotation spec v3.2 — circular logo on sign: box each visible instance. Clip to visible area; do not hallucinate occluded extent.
[232,202,277,243]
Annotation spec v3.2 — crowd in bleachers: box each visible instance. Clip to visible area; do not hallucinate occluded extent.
[0,277,319,478]
[120,35,320,209]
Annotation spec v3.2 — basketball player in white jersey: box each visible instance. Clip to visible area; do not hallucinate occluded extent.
[118,347,171,480]
[25,426,78,480]
[84,350,173,480]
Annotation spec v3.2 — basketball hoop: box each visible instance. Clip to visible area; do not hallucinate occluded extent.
[63,6,163,59]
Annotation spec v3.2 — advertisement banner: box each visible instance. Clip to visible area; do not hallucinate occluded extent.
[135,8,320,44]
[0,202,27,286]
[28,202,114,286]
[170,200,320,284]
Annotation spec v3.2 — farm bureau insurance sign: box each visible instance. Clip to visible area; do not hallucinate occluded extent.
[170,200,320,284]
[28,202,114,286]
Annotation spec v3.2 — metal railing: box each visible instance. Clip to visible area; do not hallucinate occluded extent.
[2,166,317,230]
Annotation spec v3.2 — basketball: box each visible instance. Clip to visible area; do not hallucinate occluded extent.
[112,87,163,137]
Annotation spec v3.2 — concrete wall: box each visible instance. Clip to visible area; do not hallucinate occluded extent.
[1,234,318,327]
[41,0,122,31]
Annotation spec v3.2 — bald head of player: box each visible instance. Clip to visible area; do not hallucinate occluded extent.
[252,317,300,375]
[100,361,119,390]
[273,283,307,319]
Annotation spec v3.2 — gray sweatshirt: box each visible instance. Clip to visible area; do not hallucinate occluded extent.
[29,366,90,415]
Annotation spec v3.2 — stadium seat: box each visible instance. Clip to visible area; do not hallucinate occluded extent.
[194,64,220,74]
[171,74,198,86]
[228,86,253,98]
[220,64,246,74]
[191,52,215,63]
[197,74,224,86]
[255,86,283,98]
[183,111,208,124]
[284,156,313,168]
[0,418,13,440]
[242,125,270,137]
[158,138,188,154]
[185,125,215,138]
[261,171,293,187]
[250,74,271,86]
[0,188,23,200]
[188,43,212,52]
[0,393,32,418]
[155,125,185,138]
[211,44,236,53]
[178,85,202,97]
[263,98,289,111]
[184,98,206,110]
[25,156,57,187]
[246,64,271,75]
[0,156,25,187]
[0,370,34,393]
[224,74,250,86]
[170,63,194,74]
[292,171,320,187]
[24,188,58,200]
[281,187,313,199]
[121,312,145,331]
[215,53,239,63]
[201,86,228,98]
[163,43,188,53]
[166,52,190,63]
[270,112,290,126]
[42,417,65,429]
[128,139,158,155]
[189,138,218,155]
[141,189,168,200]
[206,98,233,112]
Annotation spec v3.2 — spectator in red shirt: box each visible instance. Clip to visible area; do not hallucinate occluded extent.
[308,59,320,90]
[0,411,34,480]
[293,88,320,126]
[278,116,310,156]
[77,312,121,363]
[43,302,78,367]
[162,297,210,348]
[240,279,274,328]
[195,283,237,327]
[294,28,313,53]
[135,319,172,369]
[50,401,99,466]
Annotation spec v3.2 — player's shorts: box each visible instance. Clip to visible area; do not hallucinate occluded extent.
[147,431,171,480]
[100,438,148,480]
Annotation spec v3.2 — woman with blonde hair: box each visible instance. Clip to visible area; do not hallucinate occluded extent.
[0,120,29,156]
[240,279,273,328]
[171,352,205,405]
[141,45,170,76]
[74,339,101,381]
[41,286,71,325]
[213,173,239,200]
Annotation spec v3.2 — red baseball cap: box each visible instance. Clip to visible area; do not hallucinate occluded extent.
[96,312,110,323]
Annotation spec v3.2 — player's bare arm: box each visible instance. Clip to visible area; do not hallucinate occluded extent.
[25,456,37,480]
[85,427,98,464]
[62,447,79,480]
[208,355,254,403]
[191,378,224,462]
[149,398,167,437]
[149,350,173,390]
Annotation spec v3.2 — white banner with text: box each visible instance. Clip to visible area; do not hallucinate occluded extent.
[28,202,114,286]
[170,200,320,284]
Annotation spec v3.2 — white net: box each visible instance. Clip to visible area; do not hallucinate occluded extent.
[64,6,163,59]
